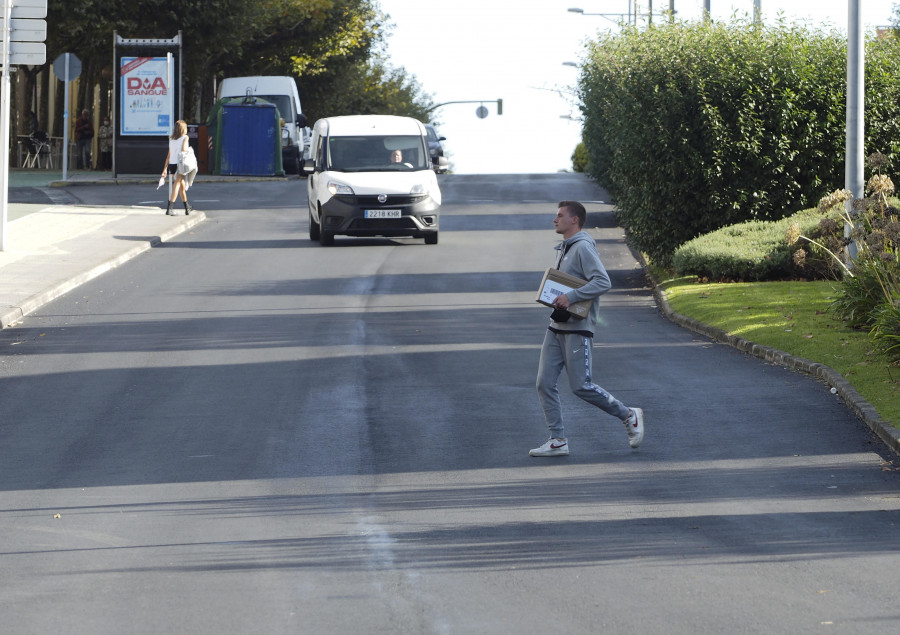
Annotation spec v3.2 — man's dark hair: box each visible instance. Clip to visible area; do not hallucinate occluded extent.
[558,200,586,228]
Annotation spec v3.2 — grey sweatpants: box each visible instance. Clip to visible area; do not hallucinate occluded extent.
[536,329,631,439]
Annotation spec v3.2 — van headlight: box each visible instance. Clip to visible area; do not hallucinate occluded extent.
[328,180,354,196]
[409,183,427,196]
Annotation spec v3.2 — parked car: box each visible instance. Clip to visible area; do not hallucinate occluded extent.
[424,123,448,173]
[303,115,441,245]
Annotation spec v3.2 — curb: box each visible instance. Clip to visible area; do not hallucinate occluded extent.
[0,212,206,330]
[649,278,900,457]
[47,175,297,188]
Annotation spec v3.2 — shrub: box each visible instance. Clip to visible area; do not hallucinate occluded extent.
[673,208,839,281]
[572,142,589,173]
[872,297,900,359]
[578,19,900,266]
[829,257,892,328]
[811,173,900,362]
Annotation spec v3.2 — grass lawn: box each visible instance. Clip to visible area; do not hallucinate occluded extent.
[658,277,900,430]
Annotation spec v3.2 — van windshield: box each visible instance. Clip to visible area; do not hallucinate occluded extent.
[326,135,428,172]
[256,95,293,120]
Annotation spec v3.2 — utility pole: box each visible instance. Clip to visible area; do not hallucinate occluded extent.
[0,0,11,252]
[754,1,761,24]
[1,0,48,252]
[845,0,864,258]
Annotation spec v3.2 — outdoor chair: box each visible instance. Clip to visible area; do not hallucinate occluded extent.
[24,131,52,169]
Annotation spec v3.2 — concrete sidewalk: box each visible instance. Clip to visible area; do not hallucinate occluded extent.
[0,204,205,329]
[0,168,234,328]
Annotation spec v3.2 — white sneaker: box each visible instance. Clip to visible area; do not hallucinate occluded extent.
[624,408,644,449]
[529,438,569,457]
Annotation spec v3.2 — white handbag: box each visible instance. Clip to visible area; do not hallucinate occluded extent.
[177,147,197,175]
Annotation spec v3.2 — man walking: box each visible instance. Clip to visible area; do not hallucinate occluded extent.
[530,201,644,457]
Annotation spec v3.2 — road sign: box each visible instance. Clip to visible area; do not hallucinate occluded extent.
[53,53,81,181]
[53,52,81,81]
[6,0,46,19]
[0,17,46,41]
[476,105,489,119]
[0,1,47,66]
[1,41,44,65]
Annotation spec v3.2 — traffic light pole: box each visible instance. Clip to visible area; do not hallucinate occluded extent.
[424,99,503,116]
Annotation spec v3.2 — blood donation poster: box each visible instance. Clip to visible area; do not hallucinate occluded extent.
[120,56,173,135]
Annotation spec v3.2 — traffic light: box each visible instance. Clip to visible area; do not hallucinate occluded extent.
[497,99,503,115]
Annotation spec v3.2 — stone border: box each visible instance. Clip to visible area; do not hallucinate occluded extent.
[650,276,900,457]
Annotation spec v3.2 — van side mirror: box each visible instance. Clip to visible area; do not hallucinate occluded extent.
[302,158,316,174]
[297,113,308,128]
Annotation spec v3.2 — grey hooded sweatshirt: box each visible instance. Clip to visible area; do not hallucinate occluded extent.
[549,230,611,336]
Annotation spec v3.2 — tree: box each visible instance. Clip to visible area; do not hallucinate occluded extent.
[300,55,434,123]
[572,142,589,173]
[219,2,435,121]
[45,1,433,124]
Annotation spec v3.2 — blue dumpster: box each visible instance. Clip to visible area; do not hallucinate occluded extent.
[211,101,284,176]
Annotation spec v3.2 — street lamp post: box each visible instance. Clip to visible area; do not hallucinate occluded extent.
[846,0,863,202]
[569,2,677,26]
[567,6,633,25]
[845,0,863,259]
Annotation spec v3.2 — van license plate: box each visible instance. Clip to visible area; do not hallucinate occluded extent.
[365,210,401,219]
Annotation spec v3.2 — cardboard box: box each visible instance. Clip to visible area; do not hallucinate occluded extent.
[535,268,592,319]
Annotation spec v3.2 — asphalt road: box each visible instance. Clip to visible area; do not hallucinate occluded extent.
[2,174,899,633]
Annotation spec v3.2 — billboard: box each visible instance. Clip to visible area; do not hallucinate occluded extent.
[120,56,173,136]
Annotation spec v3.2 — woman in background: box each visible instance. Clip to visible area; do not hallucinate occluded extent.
[98,116,113,170]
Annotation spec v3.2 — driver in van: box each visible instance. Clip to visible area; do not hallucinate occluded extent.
[390,149,412,167]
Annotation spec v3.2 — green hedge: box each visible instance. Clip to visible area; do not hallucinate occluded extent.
[572,142,590,173]
[579,19,900,266]
[672,208,839,281]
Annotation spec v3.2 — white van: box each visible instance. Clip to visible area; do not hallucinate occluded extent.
[303,115,441,246]
[217,76,309,173]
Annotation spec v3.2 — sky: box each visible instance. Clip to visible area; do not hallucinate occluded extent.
[378,0,898,174]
